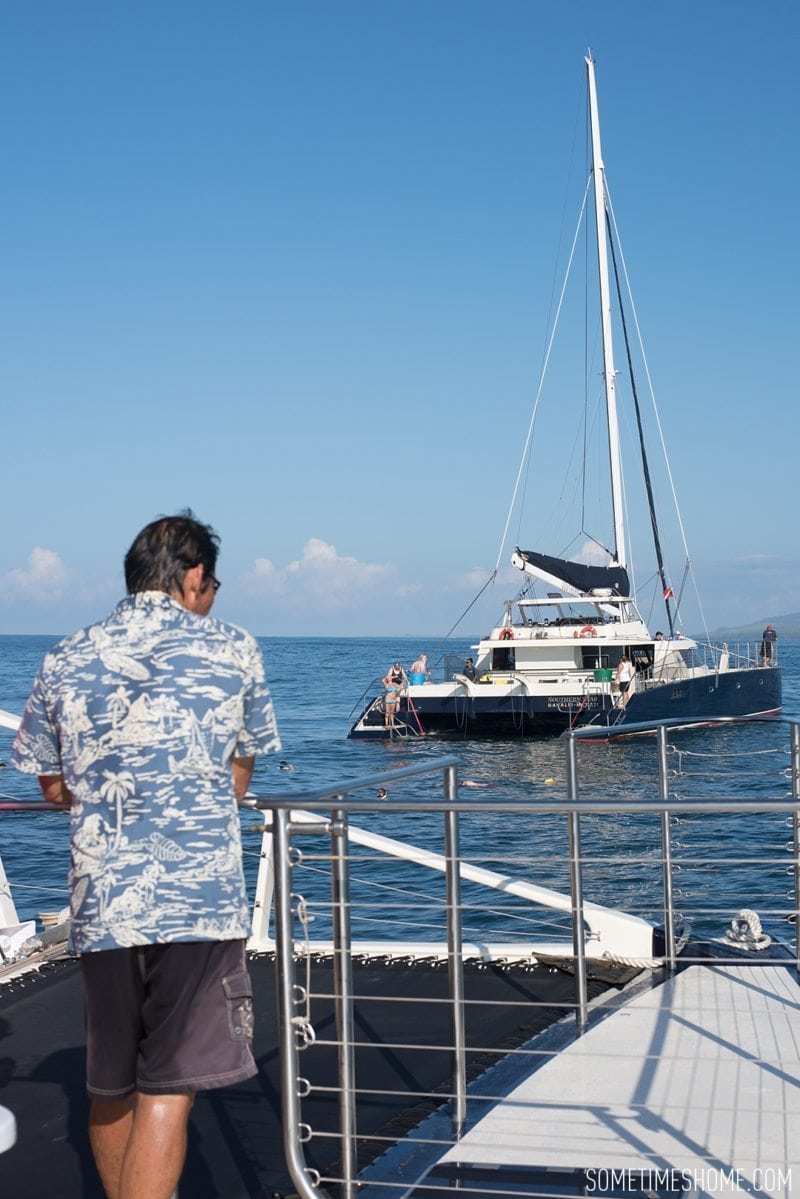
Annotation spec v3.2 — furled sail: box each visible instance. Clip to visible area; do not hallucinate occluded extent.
[513,549,630,597]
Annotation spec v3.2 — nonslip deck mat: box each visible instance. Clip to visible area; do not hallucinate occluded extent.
[0,954,612,1198]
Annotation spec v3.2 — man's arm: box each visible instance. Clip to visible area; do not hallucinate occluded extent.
[38,774,74,808]
[231,756,256,802]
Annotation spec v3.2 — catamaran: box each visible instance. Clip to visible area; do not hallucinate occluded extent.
[350,56,781,739]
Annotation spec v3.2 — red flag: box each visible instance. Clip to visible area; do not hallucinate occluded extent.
[663,587,674,599]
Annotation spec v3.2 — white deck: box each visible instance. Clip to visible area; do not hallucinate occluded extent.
[441,961,799,1197]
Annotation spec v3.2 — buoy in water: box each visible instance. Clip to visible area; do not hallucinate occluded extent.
[543,777,555,785]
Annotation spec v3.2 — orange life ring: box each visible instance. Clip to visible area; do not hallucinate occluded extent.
[499,627,514,641]
[579,625,597,638]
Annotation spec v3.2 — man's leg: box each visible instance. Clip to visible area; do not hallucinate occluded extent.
[82,949,143,1196]
[121,1093,194,1199]
[89,1092,194,1199]
[89,1096,135,1198]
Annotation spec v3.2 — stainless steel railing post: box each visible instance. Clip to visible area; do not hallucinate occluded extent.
[330,803,358,1198]
[658,725,676,970]
[565,734,588,1032]
[443,762,466,1139]
[273,808,324,1199]
[792,723,800,980]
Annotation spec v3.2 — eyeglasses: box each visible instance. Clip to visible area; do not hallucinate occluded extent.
[206,575,221,594]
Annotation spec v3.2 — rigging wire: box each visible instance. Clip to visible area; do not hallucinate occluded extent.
[428,568,497,665]
[605,210,675,637]
[494,174,592,576]
[517,77,591,551]
[605,186,711,643]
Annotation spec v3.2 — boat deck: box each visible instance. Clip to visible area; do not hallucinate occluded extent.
[3,734,799,1198]
[0,951,614,1198]
[378,955,799,1198]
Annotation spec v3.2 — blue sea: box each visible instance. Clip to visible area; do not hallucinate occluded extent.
[2,634,798,949]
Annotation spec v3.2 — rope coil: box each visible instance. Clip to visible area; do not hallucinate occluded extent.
[723,908,771,951]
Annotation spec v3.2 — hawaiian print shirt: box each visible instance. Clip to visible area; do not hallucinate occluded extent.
[13,592,281,953]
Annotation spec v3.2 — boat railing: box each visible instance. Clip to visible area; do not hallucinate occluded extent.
[629,640,774,690]
[693,638,775,671]
[242,719,800,1199]
[442,651,472,682]
[346,675,385,723]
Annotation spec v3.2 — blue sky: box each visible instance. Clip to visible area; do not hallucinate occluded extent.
[0,2,797,637]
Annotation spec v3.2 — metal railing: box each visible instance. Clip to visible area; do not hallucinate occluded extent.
[243,719,800,1199]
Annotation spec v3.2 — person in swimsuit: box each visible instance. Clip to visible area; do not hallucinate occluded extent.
[409,654,428,681]
[382,662,406,728]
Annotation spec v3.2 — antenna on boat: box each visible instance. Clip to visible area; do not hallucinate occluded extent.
[585,54,626,571]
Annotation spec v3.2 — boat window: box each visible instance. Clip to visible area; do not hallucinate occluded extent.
[604,646,653,672]
[492,647,515,671]
[580,647,610,669]
[631,645,654,673]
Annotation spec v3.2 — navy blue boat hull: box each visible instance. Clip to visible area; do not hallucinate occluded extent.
[348,667,782,739]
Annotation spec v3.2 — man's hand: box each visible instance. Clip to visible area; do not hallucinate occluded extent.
[231,756,255,801]
[37,774,74,808]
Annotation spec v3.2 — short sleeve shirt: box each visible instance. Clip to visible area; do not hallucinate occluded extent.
[12,592,281,953]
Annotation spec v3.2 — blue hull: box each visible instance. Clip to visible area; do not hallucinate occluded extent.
[348,667,782,739]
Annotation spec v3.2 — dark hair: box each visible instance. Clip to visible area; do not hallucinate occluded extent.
[124,510,220,595]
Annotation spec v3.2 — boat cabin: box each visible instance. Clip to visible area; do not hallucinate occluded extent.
[476,596,691,682]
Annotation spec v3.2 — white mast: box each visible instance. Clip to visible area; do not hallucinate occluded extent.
[585,54,626,569]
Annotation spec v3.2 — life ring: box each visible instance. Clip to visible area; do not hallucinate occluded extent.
[579,625,597,638]
[499,627,514,641]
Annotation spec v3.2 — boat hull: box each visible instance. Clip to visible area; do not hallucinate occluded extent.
[348,666,782,738]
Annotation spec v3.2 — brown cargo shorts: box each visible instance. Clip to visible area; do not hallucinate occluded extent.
[81,939,257,1099]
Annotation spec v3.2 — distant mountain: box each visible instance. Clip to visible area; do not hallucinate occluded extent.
[706,612,800,640]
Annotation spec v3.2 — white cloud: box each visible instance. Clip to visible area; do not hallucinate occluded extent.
[0,547,70,600]
[242,538,405,608]
[458,566,493,589]
[247,556,280,584]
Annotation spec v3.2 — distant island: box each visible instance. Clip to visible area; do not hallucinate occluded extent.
[705,612,800,640]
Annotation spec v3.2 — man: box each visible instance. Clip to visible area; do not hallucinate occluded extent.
[12,512,281,1199]
[614,652,635,708]
[761,625,777,666]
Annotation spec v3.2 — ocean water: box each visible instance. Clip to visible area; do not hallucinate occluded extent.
[1,633,798,948]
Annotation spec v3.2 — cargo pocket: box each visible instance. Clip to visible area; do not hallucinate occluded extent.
[223,969,254,1042]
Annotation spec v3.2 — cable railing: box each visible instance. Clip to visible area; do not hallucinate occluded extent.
[240,719,800,1199]
[3,718,798,1196]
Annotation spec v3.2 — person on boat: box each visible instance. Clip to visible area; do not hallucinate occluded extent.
[382,662,406,728]
[614,653,636,708]
[389,661,407,685]
[409,653,429,680]
[654,631,664,641]
[12,511,281,1199]
[463,657,478,682]
[760,625,777,665]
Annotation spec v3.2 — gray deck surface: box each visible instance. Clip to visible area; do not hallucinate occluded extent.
[439,961,799,1197]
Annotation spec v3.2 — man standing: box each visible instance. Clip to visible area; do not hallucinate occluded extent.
[760,625,777,666]
[614,652,636,708]
[13,512,281,1199]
